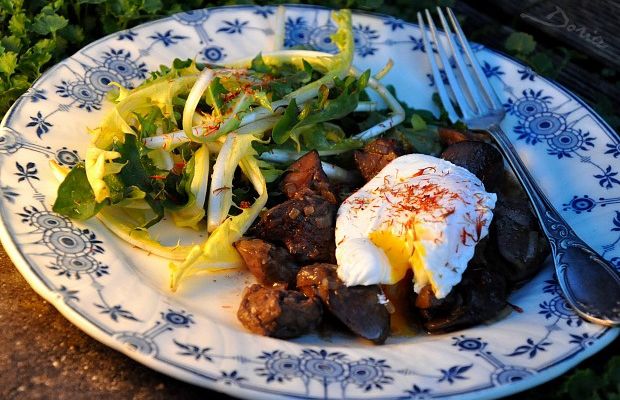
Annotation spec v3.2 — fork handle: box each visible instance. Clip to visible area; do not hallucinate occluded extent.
[488,125,620,326]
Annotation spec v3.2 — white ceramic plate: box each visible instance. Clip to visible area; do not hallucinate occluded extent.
[1,5,618,399]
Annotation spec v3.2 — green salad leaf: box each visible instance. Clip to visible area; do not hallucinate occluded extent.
[52,164,104,220]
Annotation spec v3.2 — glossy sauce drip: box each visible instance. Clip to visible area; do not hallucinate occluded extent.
[382,271,419,337]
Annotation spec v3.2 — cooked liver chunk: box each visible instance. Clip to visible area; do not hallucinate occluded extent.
[437,127,489,146]
[254,195,336,263]
[415,265,508,333]
[237,284,322,339]
[491,196,550,285]
[297,263,390,344]
[441,140,503,191]
[234,238,299,287]
[354,138,404,181]
[281,150,337,204]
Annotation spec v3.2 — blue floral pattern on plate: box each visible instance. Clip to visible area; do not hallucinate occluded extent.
[0,5,618,400]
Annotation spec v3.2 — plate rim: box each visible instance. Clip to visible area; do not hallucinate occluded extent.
[0,4,618,399]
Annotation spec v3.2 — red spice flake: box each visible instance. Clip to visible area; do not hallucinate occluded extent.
[171,161,186,175]
[475,217,486,240]
[346,196,371,211]
[460,228,476,246]
[411,166,436,177]
[239,200,251,209]
[213,186,231,195]
[222,90,241,103]
[380,181,452,216]
[507,302,524,313]
[203,121,222,137]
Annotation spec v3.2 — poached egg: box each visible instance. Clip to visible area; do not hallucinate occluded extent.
[335,154,496,299]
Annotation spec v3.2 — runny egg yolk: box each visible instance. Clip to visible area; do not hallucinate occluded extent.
[368,230,412,282]
[368,223,437,292]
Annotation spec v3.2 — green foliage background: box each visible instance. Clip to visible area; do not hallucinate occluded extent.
[1,0,618,129]
[0,0,618,398]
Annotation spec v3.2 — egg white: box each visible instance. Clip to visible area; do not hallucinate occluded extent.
[335,154,496,299]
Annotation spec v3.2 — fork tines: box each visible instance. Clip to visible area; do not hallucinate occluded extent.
[417,7,503,125]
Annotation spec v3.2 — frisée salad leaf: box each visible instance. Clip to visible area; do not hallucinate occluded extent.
[51,8,416,291]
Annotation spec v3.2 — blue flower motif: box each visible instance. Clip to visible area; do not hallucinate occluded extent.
[0,127,22,154]
[285,17,309,47]
[470,42,485,52]
[57,285,79,302]
[384,17,404,31]
[506,338,552,358]
[55,80,102,112]
[482,61,504,78]
[604,142,620,158]
[539,296,582,326]
[174,340,213,361]
[611,211,620,232]
[542,274,563,295]
[427,70,448,87]
[80,229,105,254]
[148,30,188,47]
[438,364,472,383]
[409,35,425,52]
[161,309,194,327]
[39,226,104,257]
[15,161,39,182]
[300,349,348,383]
[353,24,380,57]
[404,384,432,400]
[610,257,620,272]
[254,6,274,18]
[102,49,148,80]
[218,370,246,385]
[347,357,393,391]
[95,304,138,322]
[118,30,137,41]
[26,112,52,137]
[452,336,486,351]
[55,147,81,167]
[563,195,596,214]
[569,333,596,348]
[594,166,620,189]
[217,19,249,34]
[546,128,595,159]
[28,88,47,102]
[18,206,70,229]
[1,185,19,203]
[514,111,566,145]
[504,89,552,118]
[48,255,108,279]
[202,46,226,62]
[517,67,536,81]
[256,350,302,383]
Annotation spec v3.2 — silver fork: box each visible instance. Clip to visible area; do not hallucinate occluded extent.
[419,7,620,326]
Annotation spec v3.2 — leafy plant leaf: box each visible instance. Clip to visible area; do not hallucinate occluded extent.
[505,32,536,55]
[52,164,104,220]
[396,126,442,156]
[562,369,604,400]
[250,53,272,74]
[410,113,427,131]
[31,13,68,35]
[271,98,299,144]
[0,52,18,75]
